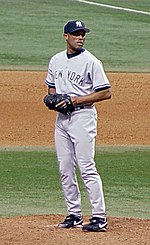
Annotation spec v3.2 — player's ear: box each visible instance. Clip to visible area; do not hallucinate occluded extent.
[63,33,68,41]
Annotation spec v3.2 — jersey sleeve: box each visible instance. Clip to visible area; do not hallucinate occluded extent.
[44,60,55,88]
[91,60,111,92]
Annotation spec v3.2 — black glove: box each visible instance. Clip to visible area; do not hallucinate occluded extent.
[43,93,75,115]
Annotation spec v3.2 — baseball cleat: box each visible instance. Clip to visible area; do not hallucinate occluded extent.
[58,214,83,228]
[82,217,108,232]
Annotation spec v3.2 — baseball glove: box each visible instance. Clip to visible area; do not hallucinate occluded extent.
[43,93,75,115]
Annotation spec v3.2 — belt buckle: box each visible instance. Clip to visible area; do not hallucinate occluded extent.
[74,105,84,111]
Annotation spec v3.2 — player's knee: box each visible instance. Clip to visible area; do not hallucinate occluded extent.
[79,164,98,179]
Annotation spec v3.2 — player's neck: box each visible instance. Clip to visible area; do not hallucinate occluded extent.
[67,46,84,54]
[66,48,85,59]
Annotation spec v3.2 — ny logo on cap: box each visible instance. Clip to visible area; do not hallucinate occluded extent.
[76,21,82,27]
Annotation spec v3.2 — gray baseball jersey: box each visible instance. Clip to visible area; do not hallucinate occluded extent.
[45,49,111,96]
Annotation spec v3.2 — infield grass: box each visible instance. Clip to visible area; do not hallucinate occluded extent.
[0,0,150,71]
[0,148,149,219]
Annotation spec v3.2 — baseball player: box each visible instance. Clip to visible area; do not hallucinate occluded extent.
[44,20,111,232]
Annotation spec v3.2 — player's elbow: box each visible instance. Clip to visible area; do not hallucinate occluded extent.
[105,88,111,100]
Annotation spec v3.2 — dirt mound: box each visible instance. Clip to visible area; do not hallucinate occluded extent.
[0,214,150,245]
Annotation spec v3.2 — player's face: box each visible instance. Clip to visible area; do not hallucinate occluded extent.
[64,30,86,53]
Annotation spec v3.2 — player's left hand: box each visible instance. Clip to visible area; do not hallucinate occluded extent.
[43,93,75,115]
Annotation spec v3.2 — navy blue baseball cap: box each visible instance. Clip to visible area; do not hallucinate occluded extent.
[64,20,90,34]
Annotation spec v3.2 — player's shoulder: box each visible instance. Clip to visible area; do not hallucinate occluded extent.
[84,50,102,64]
[50,50,66,61]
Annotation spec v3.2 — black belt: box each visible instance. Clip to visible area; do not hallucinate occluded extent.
[74,105,93,111]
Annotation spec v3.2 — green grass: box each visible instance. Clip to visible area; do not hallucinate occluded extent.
[97,150,150,219]
[0,0,149,71]
[84,0,150,12]
[0,148,149,219]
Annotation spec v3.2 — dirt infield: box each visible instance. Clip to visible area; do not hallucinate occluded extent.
[0,71,150,244]
[0,71,150,146]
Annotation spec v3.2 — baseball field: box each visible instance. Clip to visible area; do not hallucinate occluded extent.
[0,0,150,244]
